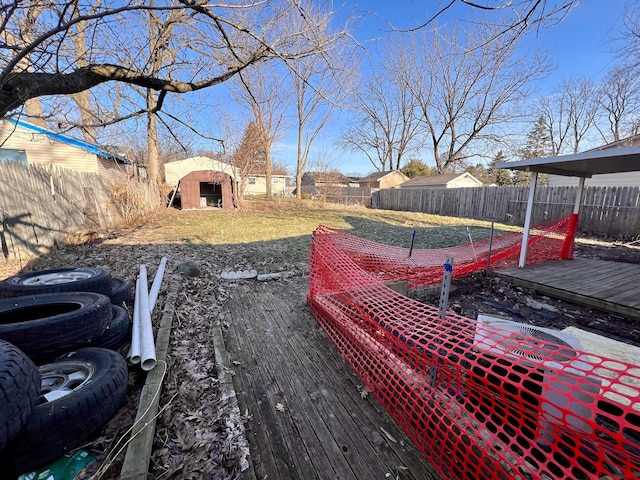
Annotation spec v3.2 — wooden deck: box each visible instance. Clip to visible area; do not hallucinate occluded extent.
[495,258,640,320]
[221,280,440,480]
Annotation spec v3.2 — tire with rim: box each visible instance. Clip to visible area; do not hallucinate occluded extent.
[0,292,111,362]
[0,267,112,298]
[109,277,133,306]
[0,348,128,475]
[96,305,131,351]
[0,340,40,453]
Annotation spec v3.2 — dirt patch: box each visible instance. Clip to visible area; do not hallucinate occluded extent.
[418,242,640,347]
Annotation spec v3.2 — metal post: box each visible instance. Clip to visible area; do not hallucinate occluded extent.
[518,171,538,268]
[485,221,495,275]
[408,230,416,257]
[439,257,454,320]
[466,227,477,261]
[574,177,585,214]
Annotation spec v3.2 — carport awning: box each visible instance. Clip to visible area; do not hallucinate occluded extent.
[496,144,640,267]
[495,144,640,177]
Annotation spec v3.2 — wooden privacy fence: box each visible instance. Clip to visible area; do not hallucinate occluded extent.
[373,185,640,239]
[0,161,161,261]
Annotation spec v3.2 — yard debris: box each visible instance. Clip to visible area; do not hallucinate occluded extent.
[360,385,371,399]
[524,297,559,312]
[221,270,257,280]
[379,426,397,444]
[275,403,286,412]
[177,260,201,277]
[256,272,282,281]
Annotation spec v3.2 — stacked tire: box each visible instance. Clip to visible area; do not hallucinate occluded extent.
[0,267,133,475]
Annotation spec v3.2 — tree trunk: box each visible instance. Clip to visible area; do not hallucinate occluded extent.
[146,90,162,183]
[71,90,96,143]
[265,146,272,199]
[25,99,46,127]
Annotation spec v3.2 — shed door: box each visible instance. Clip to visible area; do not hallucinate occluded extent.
[200,182,223,207]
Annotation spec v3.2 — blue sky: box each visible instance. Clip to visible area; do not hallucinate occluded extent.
[273,0,628,176]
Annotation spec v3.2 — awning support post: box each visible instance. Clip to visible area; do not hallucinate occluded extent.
[574,177,585,213]
[518,171,538,268]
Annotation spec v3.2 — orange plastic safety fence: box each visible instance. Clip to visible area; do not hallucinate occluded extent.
[318,215,574,289]
[308,221,640,480]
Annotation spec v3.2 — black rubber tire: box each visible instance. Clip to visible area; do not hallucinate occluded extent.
[0,348,128,475]
[96,305,131,350]
[109,277,133,306]
[0,340,40,453]
[0,267,112,298]
[0,292,112,362]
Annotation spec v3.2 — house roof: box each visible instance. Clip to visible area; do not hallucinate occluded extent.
[303,171,357,183]
[359,170,405,182]
[8,118,132,164]
[401,172,482,187]
[496,143,640,177]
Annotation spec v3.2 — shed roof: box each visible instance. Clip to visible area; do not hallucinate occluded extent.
[496,144,640,177]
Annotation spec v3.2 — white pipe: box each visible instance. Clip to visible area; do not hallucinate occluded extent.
[518,171,538,268]
[148,257,167,313]
[139,265,157,371]
[129,276,142,365]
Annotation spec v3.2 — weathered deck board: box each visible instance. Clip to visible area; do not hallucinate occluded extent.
[496,258,640,320]
[222,280,441,480]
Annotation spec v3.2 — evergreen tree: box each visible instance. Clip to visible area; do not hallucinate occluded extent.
[487,151,513,185]
[514,116,552,185]
[401,159,434,178]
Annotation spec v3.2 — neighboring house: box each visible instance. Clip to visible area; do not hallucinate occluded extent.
[243,174,294,196]
[400,172,483,189]
[548,136,640,187]
[0,118,134,177]
[301,172,360,189]
[164,155,238,185]
[358,170,409,190]
[164,156,239,209]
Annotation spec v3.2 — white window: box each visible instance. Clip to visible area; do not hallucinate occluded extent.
[248,177,256,185]
[273,177,280,184]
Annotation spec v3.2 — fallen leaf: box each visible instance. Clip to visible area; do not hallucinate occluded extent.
[360,386,371,399]
[275,402,286,412]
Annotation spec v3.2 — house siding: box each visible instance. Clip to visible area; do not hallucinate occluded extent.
[96,156,130,178]
[243,175,290,196]
[549,172,640,187]
[449,177,482,188]
[0,123,99,172]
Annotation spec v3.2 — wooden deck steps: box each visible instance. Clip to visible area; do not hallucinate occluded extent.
[221,280,440,480]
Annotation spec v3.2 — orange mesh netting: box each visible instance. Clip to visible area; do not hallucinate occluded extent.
[308,217,640,480]
[319,215,575,289]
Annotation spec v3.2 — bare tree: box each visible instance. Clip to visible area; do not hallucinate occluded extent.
[289,4,353,198]
[340,51,422,172]
[233,63,290,199]
[595,66,640,143]
[0,1,347,119]
[538,76,598,155]
[404,0,578,41]
[396,23,549,173]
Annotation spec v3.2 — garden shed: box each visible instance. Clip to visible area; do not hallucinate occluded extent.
[179,170,235,209]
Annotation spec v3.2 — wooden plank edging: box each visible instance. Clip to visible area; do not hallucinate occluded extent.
[120,274,181,480]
